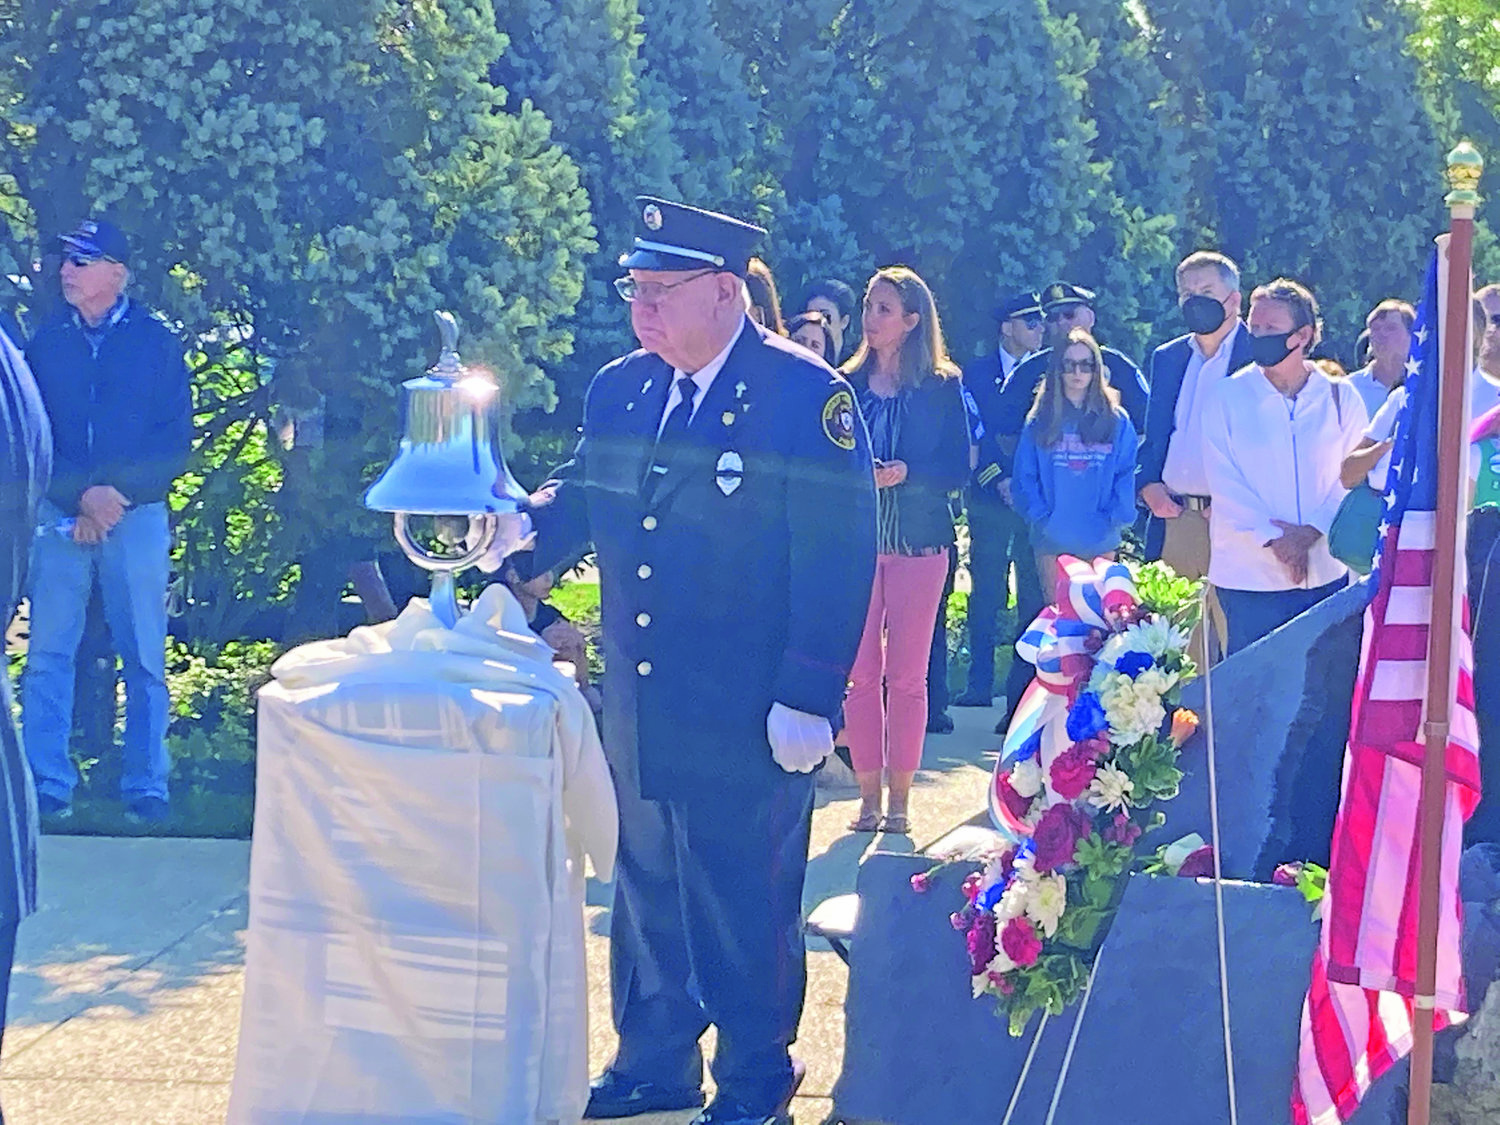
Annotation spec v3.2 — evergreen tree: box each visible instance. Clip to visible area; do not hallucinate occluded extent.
[1052,0,1188,360]
[1405,0,1500,281]
[492,0,683,470]
[636,0,769,218]
[1147,0,1443,358]
[8,0,594,634]
[786,0,1104,361]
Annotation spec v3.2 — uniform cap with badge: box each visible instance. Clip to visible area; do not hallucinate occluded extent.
[993,290,1043,323]
[617,196,766,276]
[1040,281,1096,314]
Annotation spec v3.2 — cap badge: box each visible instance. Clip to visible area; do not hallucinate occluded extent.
[643,204,663,231]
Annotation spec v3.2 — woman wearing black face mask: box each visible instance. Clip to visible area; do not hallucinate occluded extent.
[1200,278,1369,654]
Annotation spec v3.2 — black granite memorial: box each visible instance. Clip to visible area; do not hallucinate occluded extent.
[830,852,1407,1125]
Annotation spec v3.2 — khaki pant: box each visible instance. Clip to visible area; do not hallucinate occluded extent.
[1161,508,1227,667]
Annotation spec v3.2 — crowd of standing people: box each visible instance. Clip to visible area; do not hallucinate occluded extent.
[756,249,1500,835]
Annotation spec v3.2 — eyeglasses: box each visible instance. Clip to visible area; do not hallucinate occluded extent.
[1021,315,1043,329]
[614,269,715,305]
[64,253,117,268]
[1062,360,1097,373]
[1046,307,1082,323]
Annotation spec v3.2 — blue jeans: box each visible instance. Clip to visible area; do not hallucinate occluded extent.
[22,501,171,804]
[1216,576,1347,657]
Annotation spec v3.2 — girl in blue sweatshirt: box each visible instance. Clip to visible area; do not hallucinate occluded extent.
[1012,329,1139,592]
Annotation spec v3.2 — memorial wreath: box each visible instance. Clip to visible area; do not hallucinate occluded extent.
[912,557,1205,1035]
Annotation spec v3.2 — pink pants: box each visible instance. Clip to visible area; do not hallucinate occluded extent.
[844,550,951,774]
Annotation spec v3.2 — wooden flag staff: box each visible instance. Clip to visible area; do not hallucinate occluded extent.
[1407,139,1483,1125]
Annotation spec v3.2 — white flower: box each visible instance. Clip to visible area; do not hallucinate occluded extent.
[1133,666,1181,700]
[995,878,1030,921]
[1116,617,1188,661]
[1097,675,1167,746]
[1087,764,1135,811]
[987,948,1017,975]
[1009,757,1043,799]
[1025,873,1068,937]
[973,949,1017,997]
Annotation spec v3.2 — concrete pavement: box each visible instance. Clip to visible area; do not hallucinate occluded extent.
[0,705,1001,1124]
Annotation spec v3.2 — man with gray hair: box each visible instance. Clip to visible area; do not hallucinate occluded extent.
[1137,251,1254,656]
[21,219,191,825]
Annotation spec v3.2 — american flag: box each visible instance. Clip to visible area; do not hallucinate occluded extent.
[1291,250,1482,1123]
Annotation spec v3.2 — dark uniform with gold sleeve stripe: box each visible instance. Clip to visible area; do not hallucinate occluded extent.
[530,198,876,1125]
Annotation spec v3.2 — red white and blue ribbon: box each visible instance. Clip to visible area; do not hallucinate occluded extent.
[990,556,1138,841]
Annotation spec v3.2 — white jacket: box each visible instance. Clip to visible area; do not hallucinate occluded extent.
[1203,364,1369,592]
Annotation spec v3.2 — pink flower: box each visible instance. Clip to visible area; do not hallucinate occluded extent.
[1272,862,1303,888]
[1049,746,1100,801]
[966,913,998,976]
[1177,845,1216,878]
[910,872,931,893]
[961,872,982,903]
[1001,917,1043,967]
[994,975,1015,995]
[950,911,969,931]
[1032,803,1092,873]
[1104,812,1141,846]
[996,775,1036,822]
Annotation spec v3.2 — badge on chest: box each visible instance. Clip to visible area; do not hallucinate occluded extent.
[715,451,743,496]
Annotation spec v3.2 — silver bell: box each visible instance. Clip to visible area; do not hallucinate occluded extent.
[364,311,531,625]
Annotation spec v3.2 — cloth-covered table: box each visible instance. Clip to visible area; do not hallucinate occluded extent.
[228,586,617,1125]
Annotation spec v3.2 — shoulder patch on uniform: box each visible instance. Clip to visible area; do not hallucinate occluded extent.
[821,389,857,450]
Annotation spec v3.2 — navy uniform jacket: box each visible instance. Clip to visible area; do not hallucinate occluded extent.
[0,329,48,925]
[990,345,1150,476]
[532,319,878,802]
[964,350,1019,499]
[1136,326,1255,559]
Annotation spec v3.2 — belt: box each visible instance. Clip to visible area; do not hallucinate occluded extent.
[1172,493,1211,512]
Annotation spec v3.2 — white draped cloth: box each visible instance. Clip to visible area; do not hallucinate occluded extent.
[227,585,617,1125]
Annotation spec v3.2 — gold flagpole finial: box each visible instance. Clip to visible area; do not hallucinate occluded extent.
[1446,141,1483,210]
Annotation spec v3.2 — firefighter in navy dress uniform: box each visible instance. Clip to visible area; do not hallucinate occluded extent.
[530,198,877,1125]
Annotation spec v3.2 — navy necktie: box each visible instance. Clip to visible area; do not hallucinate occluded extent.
[644,376,699,490]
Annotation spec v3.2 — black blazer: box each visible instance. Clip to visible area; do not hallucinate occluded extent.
[532,319,878,802]
[848,370,972,550]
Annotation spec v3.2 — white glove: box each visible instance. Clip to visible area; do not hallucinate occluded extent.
[767,703,834,774]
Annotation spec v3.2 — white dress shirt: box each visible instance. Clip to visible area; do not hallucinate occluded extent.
[1161,322,1245,496]
[1362,385,1407,489]
[1203,364,1369,591]
[656,317,746,436]
[1000,346,1025,383]
[1346,365,1400,419]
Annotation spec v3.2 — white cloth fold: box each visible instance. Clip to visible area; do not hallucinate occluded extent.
[229,584,616,1125]
[767,701,833,773]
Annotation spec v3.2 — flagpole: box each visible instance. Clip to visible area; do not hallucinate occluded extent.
[1407,140,1483,1125]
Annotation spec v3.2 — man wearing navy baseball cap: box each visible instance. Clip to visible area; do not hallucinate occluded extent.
[530,197,877,1125]
[20,219,191,826]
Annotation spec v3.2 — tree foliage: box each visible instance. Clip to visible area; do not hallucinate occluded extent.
[1148,0,1444,352]
[3,0,594,637]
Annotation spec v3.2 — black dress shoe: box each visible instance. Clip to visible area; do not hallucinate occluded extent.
[585,1071,704,1118]
[951,690,992,707]
[691,1057,805,1125]
[926,711,954,734]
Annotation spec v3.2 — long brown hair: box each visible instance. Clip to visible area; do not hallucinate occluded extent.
[1027,329,1121,447]
[841,265,960,387]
